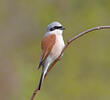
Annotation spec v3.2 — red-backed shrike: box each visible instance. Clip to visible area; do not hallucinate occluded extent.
[38,21,65,90]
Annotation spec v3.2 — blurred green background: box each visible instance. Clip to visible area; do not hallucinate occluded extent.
[0,0,110,100]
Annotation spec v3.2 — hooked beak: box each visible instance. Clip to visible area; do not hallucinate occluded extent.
[60,26,65,30]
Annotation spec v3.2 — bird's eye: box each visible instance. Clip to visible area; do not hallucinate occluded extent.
[54,26,58,29]
[50,27,55,31]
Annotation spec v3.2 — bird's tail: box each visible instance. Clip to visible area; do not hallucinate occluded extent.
[38,72,45,90]
[38,62,50,90]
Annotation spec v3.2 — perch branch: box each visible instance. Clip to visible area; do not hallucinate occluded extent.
[30,26,110,100]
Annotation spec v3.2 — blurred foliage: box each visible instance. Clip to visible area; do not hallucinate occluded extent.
[0,0,110,100]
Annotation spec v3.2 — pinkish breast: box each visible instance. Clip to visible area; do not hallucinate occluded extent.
[50,34,65,59]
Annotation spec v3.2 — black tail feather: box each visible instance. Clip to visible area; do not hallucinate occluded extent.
[38,72,44,90]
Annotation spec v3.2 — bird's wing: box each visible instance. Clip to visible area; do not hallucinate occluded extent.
[38,34,56,69]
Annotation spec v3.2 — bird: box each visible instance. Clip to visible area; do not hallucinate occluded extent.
[38,21,65,90]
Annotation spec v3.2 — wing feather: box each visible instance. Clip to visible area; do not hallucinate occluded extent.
[38,34,56,69]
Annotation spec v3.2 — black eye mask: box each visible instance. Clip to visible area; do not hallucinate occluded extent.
[50,26,63,31]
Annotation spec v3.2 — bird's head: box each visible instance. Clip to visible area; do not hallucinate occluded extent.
[46,21,65,35]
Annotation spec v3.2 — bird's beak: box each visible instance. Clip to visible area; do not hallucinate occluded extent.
[61,26,65,30]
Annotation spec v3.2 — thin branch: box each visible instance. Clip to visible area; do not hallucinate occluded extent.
[30,26,110,100]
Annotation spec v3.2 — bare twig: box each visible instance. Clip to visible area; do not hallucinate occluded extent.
[30,26,110,100]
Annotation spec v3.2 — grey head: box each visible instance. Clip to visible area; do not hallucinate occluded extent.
[46,21,65,32]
